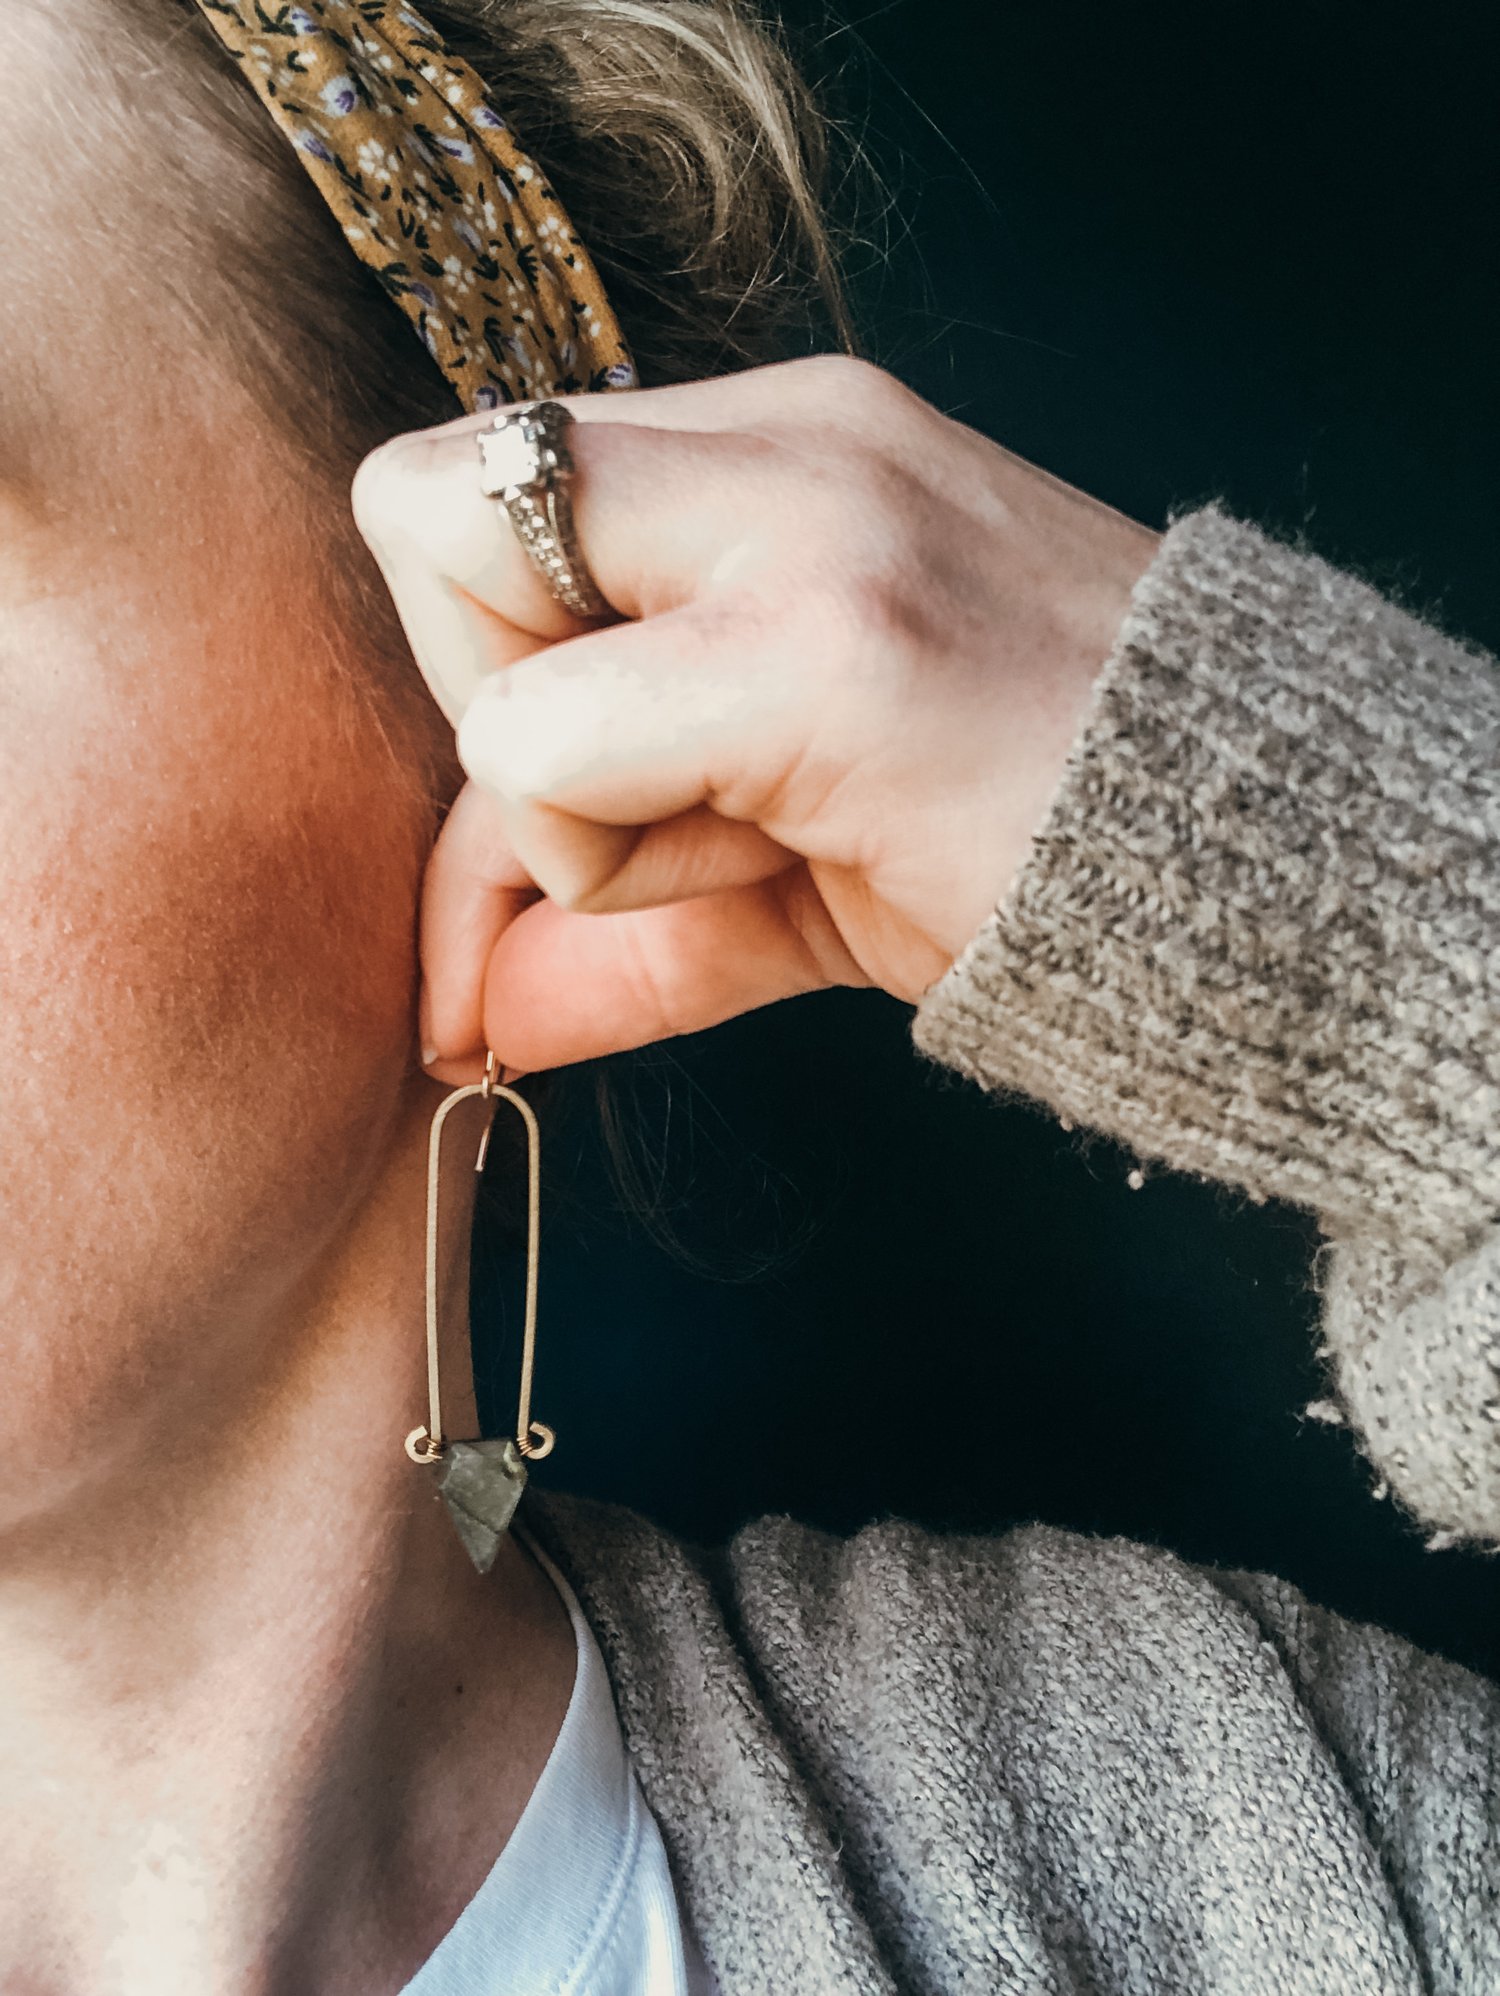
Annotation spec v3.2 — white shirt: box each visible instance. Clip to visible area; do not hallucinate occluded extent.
[399,1528,720,1996]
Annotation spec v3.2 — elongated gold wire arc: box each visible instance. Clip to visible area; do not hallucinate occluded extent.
[404,1052,555,1467]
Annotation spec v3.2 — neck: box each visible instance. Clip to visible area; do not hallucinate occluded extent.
[0,1081,575,1996]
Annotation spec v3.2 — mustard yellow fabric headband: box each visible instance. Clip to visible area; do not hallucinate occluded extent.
[189,0,638,412]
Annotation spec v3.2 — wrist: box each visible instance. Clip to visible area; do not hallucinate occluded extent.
[947,486,1161,962]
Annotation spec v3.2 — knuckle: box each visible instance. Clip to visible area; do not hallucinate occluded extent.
[349,432,420,543]
[456,686,538,801]
[782,505,930,694]
[456,666,578,806]
[788,351,908,417]
[793,458,919,624]
[811,558,914,665]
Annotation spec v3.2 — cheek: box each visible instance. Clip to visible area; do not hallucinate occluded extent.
[0,591,432,1489]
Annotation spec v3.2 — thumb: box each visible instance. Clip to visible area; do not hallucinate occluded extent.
[478,871,844,1072]
[419,781,857,1074]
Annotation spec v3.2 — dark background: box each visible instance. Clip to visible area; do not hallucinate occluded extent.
[475,0,1500,1680]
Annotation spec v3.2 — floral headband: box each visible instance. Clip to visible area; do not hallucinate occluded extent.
[189,0,638,412]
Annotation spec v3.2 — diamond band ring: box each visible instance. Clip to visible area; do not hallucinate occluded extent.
[476,401,608,620]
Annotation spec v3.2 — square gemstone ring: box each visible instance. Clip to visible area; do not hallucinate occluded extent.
[477,404,574,497]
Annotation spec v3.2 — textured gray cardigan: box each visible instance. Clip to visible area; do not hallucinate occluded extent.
[523,507,1500,1995]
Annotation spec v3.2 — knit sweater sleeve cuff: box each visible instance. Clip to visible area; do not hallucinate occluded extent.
[910,504,1500,1265]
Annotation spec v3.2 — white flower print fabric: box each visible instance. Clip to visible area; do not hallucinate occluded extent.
[190,0,639,411]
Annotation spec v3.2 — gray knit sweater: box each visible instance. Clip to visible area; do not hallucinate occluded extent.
[522,507,1500,1995]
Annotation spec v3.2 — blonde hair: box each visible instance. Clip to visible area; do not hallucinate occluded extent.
[44,0,852,760]
[94,0,853,477]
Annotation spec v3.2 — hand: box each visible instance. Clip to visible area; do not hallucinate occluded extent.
[351,356,1160,1078]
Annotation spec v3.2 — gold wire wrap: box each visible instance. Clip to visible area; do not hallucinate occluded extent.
[404,1052,553,1467]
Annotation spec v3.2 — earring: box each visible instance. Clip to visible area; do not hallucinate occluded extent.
[405,1050,555,1573]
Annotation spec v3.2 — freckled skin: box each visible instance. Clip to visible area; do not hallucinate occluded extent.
[0,450,427,1521]
[0,401,577,1991]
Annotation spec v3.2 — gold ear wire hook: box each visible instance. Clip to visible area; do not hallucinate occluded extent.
[403,1051,555,1469]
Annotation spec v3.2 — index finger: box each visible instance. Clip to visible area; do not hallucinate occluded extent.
[357,413,760,621]
[350,384,793,717]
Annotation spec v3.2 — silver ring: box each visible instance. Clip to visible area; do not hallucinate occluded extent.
[476,401,608,619]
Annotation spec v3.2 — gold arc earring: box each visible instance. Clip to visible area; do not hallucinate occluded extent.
[405,1051,555,1573]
